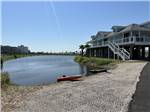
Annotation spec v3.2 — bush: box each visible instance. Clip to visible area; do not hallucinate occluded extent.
[1,72,11,86]
[74,56,115,68]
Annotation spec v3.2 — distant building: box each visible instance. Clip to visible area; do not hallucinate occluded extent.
[86,21,150,60]
[17,45,30,54]
[1,45,30,54]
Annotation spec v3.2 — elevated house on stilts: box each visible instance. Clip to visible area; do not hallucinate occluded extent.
[86,21,150,60]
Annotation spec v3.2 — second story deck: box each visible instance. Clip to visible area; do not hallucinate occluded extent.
[88,21,150,48]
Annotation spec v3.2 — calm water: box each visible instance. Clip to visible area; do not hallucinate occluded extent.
[3,55,87,86]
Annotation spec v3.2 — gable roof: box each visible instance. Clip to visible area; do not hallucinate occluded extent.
[140,21,150,26]
[96,31,111,36]
[119,24,150,33]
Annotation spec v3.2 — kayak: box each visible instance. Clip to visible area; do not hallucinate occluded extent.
[57,75,82,82]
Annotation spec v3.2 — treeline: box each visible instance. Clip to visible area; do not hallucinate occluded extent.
[1,45,78,56]
[30,51,77,55]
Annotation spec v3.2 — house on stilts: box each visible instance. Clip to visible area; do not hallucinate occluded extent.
[86,21,150,60]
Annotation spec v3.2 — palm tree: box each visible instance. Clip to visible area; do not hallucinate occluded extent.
[79,45,85,56]
[85,44,90,49]
[84,44,90,57]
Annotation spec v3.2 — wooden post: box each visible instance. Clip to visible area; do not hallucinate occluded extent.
[131,31,134,42]
[129,45,133,59]
[113,53,115,60]
[142,47,145,59]
[91,49,93,57]
[108,47,109,59]
[137,46,140,59]
[148,46,150,59]
[90,49,91,57]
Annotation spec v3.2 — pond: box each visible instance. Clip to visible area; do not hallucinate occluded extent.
[3,55,88,86]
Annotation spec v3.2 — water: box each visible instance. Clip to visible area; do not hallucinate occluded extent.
[3,55,87,86]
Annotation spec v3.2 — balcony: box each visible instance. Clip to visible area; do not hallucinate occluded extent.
[115,36,150,45]
[91,36,150,48]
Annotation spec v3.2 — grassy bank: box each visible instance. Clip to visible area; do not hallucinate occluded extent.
[74,56,119,69]
[1,72,14,89]
[0,72,43,112]
[1,54,34,62]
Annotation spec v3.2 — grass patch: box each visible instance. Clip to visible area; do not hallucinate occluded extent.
[1,54,34,62]
[1,72,14,88]
[74,56,119,69]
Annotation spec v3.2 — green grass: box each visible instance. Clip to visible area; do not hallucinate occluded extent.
[74,56,119,69]
[1,54,34,62]
[1,72,11,87]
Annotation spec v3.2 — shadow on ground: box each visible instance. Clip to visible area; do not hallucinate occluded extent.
[128,62,150,112]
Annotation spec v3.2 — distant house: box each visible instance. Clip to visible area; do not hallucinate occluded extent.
[86,21,150,60]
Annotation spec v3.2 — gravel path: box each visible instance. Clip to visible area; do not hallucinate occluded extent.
[12,62,146,112]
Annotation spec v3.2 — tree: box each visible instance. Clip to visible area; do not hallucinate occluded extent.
[79,45,85,56]
[84,44,90,57]
[85,44,90,49]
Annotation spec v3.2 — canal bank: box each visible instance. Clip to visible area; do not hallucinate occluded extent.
[2,61,146,112]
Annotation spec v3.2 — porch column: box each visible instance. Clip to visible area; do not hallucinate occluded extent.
[137,46,140,59]
[148,47,150,59]
[102,48,105,58]
[91,49,93,57]
[89,49,91,57]
[130,31,135,42]
[129,45,133,59]
[96,48,98,57]
[139,31,141,38]
[142,47,145,59]
[108,47,110,59]
[94,49,96,57]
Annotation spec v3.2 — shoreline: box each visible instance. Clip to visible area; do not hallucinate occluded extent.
[2,54,77,63]
[1,61,147,112]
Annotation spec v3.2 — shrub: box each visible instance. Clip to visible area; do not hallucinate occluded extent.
[74,56,115,68]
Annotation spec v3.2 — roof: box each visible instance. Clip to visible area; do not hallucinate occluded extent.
[89,21,150,39]
[97,31,111,35]
[119,24,150,33]
[140,21,150,26]
[106,32,118,38]
[91,35,97,40]
[96,31,111,37]
[112,25,126,29]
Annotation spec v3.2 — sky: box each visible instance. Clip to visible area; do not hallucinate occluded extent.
[1,1,150,52]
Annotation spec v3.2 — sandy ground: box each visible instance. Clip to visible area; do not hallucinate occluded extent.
[2,62,147,112]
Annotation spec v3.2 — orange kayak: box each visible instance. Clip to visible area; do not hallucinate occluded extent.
[57,75,82,82]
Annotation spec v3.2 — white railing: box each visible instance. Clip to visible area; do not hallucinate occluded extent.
[108,42,130,60]
[120,48,130,59]
[91,36,150,47]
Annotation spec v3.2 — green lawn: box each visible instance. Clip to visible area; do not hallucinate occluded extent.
[74,56,120,69]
